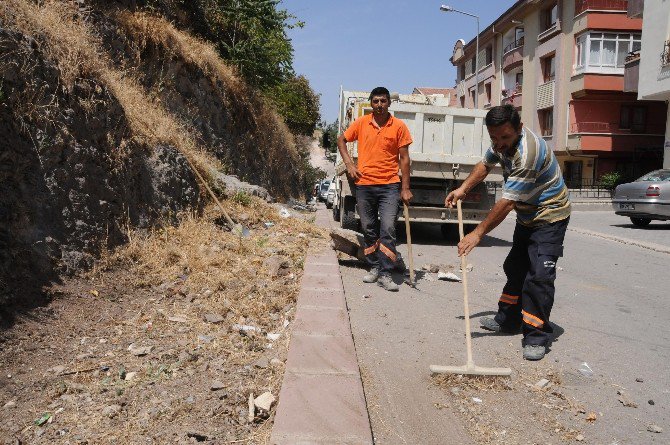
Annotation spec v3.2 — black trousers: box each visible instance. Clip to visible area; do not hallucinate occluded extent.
[356,183,400,275]
[494,217,569,346]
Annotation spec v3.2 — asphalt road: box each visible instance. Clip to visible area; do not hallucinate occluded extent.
[335,207,669,444]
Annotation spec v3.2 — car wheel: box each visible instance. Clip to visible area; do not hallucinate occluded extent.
[340,207,359,231]
[332,205,340,222]
[630,217,651,227]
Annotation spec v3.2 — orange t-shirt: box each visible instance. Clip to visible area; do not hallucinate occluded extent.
[343,113,413,185]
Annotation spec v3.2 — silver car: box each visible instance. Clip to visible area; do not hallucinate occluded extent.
[612,169,670,226]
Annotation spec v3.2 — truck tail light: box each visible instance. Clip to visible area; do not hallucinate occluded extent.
[646,186,660,197]
[464,192,482,202]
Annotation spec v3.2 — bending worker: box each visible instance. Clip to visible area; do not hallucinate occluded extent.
[337,87,413,292]
[445,105,571,361]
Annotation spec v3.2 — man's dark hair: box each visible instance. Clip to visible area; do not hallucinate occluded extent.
[485,105,521,128]
[369,86,391,101]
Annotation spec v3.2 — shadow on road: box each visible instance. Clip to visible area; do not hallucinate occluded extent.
[611,223,670,230]
[396,222,513,248]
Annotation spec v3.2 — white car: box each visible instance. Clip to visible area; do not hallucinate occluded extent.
[326,181,337,208]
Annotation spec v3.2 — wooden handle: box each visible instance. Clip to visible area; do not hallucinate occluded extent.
[403,203,415,284]
[457,200,474,367]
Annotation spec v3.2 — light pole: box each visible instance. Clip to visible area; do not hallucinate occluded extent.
[440,5,480,109]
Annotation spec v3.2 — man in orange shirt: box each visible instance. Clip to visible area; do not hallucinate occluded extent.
[336,87,413,291]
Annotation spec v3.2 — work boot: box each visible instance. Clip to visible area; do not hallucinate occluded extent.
[523,344,546,361]
[480,317,520,334]
[362,267,380,283]
[377,274,399,292]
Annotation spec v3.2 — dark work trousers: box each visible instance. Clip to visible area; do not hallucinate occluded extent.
[356,183,401,276]
[494,217,569,347]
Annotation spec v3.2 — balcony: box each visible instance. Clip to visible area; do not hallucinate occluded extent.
[663,40,670,67]
[536,80,554,110]
[626,0,643,18]
[501,85,522,109]
[502,37,524,72]
[569,122,666,134]
[575,0,628,16]
[623,50,640,92]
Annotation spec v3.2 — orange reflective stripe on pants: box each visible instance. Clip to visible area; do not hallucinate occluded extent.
[378,243,397,262]
[364,240,380,256]
[522,310,544,328]
[499,293,519,305]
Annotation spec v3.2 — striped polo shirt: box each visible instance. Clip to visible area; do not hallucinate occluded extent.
[482,128,571,227]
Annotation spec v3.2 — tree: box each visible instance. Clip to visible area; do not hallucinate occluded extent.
[319,119,339,153]
[268,75,320,136]
[142,0,302,91]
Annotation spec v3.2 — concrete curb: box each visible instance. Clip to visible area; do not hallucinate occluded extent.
[568,226,670,254]
[270,210,373,445]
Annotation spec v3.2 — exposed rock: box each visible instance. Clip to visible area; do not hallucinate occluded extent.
[203,313,225,324]
[254,392,275,411]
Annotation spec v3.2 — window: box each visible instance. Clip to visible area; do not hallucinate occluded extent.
[459,64,466,81]
[465,57,476,77]
[460,96,465,108]
[515,71,524,87]
[515,27,525,41]
[542,54,556,82]
[485,83,492,105]
[541,4,558,32]
[620,105,647,133]
[469,89,476,107]
[485,46,493,65]
[575,32,641,73]
[539,108,553,136]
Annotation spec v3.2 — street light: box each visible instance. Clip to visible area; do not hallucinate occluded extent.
[440,5,480,109]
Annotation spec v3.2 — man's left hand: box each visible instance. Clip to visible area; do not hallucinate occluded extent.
[400,189,413,205]
[457,231,482,257]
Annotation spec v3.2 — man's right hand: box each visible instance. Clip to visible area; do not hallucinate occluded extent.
[445,188,467,208]
[346,163,362,181]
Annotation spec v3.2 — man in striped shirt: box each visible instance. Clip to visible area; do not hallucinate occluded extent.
[445,105,571,361]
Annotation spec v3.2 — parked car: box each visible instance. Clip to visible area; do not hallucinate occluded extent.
[318,180,331,202]
[612,169,670,226]
[326,181,336,209]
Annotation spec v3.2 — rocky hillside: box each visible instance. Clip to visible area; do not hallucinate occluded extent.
[0,0,311,321]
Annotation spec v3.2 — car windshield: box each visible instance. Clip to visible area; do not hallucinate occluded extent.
[636,170,670,182]
[321,182,330,191]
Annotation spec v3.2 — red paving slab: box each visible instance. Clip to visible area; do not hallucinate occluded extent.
[292,306,350,337]
[271,372,372,445]
[271,212,373,445]
[285,333,359,375]
[296,288,347,310]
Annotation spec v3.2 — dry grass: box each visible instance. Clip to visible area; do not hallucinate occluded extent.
[113,10,303,198]
[1,0,221,182]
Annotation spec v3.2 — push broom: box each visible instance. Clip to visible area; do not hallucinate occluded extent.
[430,199,512,377]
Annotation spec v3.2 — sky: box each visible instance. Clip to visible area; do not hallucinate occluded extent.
[281,0,515,123]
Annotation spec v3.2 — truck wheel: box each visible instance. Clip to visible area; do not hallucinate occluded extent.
[630,217,651,227]
[340,207,359,231]
[440,224,458,240]
[332,204,340,222]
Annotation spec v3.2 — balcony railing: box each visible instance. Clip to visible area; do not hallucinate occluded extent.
[662,40,670,67]
[575,0,628,15]
[536,80,554,110]
[627,0,643,18]
[503,37,525,54]
[570,122,666,134]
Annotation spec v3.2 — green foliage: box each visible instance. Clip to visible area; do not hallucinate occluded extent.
[268,75,320,135]
[598,171,624,190]
[231,191,253,207]
[295,135,326,197]
[142,0,302,91]
[319,119,339,153]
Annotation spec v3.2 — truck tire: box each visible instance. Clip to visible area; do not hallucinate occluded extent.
[340,206,359,231]
[440,223,476,240]
[630,217,651,227]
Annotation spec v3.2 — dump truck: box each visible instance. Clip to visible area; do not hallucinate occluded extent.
[332,89,503,236]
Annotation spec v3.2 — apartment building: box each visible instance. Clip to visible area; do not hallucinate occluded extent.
[451,0,667,186]
[625,0,670,168]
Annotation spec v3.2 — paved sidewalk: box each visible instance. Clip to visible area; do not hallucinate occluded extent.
[271,208,373,445]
